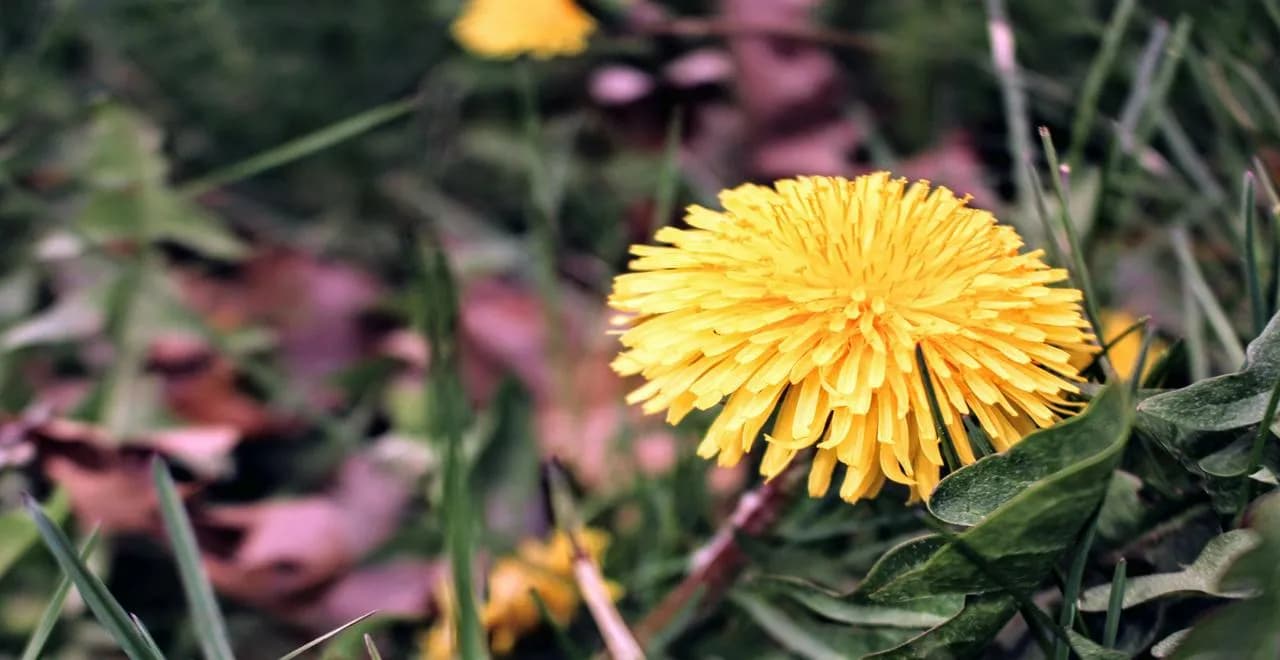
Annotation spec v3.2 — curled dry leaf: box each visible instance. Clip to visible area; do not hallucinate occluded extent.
[197,454,416,610]
[25,418,219,532]
[724,0,859,181]
[177,246,383,405]
[284,559,445,631]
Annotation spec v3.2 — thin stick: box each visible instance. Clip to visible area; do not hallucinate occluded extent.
[573,550,643,660]
[1171,227,1247,366]
[632,462,803,645]
[984,0,1039,244]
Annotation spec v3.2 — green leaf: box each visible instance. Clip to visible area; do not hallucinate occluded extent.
[864,384,1133,601]
[778,585,962,629]
[1169,495,1280,659]
[1138,312,1280,467]
[152,459,235,660]
[731,591,916,660]
[1079,530,1260,612]
[0,490,68,580]
[1096,471,1145,543]
[76,105,247,259]
[731,591,845,660]
[414,238,486,660]
[864,594,1019,660]
[23,495,164,660]
[1066,630,1130,660]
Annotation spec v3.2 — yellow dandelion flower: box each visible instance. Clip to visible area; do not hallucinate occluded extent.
[422,529,618,659]
[608,173,1096,503]
[452,0,596,60]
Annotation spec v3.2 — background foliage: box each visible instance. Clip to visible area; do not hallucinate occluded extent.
[2,0,1280,658]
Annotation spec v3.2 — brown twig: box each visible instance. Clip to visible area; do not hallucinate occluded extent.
[572,543,644,660]
[632,461,804,646]
[636,18,878,52]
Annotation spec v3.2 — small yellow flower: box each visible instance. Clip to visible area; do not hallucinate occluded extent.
[452,0,596,59]
[423,529,617,659]
[1097,310,1164,381]
[609,173,1095,503]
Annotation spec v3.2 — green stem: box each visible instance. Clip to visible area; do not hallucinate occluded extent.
[1103,559,1127,648]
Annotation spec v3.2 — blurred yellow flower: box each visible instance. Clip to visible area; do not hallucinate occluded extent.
[1098,310,1163,381]
[423,529,617,659]
[609,173,1095,503]
[452,0,596,59]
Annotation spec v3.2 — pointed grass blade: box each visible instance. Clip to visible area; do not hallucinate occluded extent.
[1103,559,1127,648]
[277,611,378,660]
[22,494,164,660]
[362,634,383,660]
[152,459,235,660]
[178,95,420,197]
[19,528,101,660]
[414,238,487,660]
[1243,172,1267,336]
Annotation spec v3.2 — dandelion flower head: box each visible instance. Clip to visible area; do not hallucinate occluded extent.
[608,173,1095,503]
[423,529,617,659]
[452,0,596,60]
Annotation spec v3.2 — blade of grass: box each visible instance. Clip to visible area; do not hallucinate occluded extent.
[152,459,234,660]
[919,516,1057,657]
[984,0,1041,245]
[1066,0,1137,168]
[1129,17,1192,158]
[1245,377,1280,480]
[1083,315,1149,377]
[1182,273,1210,382]
[916,345,962,471]
[19,528,102,660]
[1103,559,1127,648]
[178,94,420,197]
[1243,172,1266,336]
[1039,128,1110,376]
[277,611,378,660]
[22,494,164,660]
[362,634,382,660]
[1159,112,1227,204]
[1131,327,1157,395]
[131,614,166,659]
[1053,513,1100,660]
[1171,227,1247,366]
[414,238,486,660]
[1115,21,1169,160]
[651,108,684,231]
[1225,57,1280,134]
[1026,163,1068,267]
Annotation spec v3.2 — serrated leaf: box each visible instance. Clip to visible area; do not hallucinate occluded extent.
[1066,630,1130,660]
[1138,312,1280,466]
[1079,530,1260,612]
[731,591,917,660]
[1198,433,1280,478]
[930,384,1132,526]
[864,594,1019,660]
[1096,471,1144,543]
[759,579,962,628]
[863,385,1132,602]
[1169,494,1280,659]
